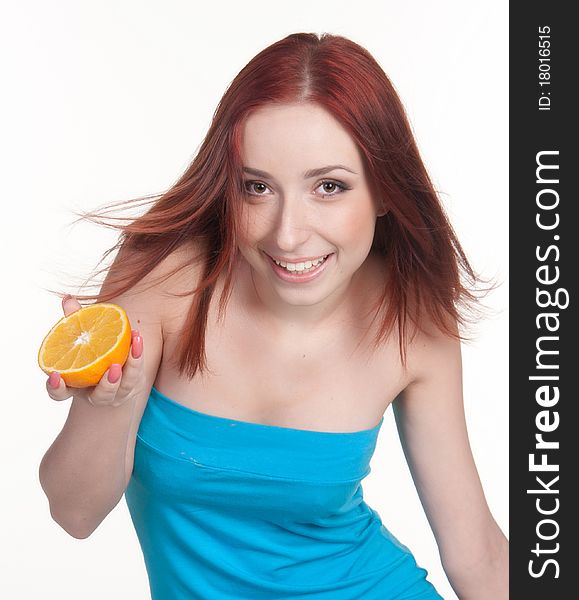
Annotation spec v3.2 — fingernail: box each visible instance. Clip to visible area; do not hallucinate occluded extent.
[131,329,140,339]
[48,372,61,388]
[108,364,122,384]
[132,335,143,359]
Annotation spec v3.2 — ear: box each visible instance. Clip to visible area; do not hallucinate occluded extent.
[376,206,389,217]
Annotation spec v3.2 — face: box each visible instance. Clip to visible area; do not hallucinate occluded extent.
[237,102,384,315]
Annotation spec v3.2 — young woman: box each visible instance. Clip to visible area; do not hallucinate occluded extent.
[39,32,508,599]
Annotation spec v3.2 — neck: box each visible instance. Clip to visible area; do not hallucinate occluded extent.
[237,255,376,339]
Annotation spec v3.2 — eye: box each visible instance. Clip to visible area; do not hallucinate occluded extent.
[316,180,350,197]
[243,181,271,196]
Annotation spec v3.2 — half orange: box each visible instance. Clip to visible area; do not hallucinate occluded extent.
[38,303,132,388]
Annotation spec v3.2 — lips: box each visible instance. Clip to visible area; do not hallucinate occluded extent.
[264,251,334,283]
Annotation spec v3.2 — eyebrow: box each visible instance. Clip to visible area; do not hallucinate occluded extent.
[242,165,358,180]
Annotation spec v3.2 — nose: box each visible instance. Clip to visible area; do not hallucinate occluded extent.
[271,196,312,251]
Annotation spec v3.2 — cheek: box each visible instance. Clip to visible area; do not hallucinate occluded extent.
[238,206,271,244]
[335,202,377,247]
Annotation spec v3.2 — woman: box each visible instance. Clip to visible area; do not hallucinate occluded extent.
[39,32,508,598]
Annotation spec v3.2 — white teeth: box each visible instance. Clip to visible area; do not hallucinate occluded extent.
[273,254,329,272]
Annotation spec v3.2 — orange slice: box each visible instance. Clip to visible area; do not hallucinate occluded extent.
[38,303,132,388]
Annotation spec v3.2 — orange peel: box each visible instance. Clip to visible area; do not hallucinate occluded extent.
[38,303,132,388]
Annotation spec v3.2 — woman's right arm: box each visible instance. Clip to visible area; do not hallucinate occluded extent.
[38,252,165,539]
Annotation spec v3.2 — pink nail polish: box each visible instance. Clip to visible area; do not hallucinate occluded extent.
[49,372,61,388]
[108,364,122,384]
[132,336,143,359]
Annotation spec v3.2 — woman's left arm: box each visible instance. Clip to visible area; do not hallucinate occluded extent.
[393,325,508,599]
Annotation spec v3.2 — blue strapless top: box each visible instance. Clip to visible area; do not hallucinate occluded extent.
[124,386,443,599]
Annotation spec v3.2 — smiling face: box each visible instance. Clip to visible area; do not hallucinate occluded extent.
[237,102,384,325]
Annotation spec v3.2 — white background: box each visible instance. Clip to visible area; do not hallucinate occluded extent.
[1,1,508,598]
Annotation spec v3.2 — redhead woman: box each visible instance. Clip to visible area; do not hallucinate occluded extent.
[39,33,508,599]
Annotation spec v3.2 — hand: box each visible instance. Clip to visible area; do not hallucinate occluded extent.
[45,296,144,408]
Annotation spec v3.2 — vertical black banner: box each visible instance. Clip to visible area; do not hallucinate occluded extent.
[510,2,577,597]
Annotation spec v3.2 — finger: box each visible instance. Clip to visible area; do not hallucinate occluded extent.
[112,331,144,394]
[86,364,124,407]
[46,372,74,402]
[62,294,83,317]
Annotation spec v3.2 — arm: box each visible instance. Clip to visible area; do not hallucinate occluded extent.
[39,247,165,538]
[393,321,508,599]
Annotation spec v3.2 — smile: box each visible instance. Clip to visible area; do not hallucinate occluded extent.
[271,254,330,272]
[264,251,334,283]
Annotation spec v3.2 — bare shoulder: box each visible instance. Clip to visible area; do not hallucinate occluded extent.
[404,307,462,390]
[102,239,206,324]
[97,242,196,384]
[99,237,205,361]
[152,240,207,332]
[107,240,203,299]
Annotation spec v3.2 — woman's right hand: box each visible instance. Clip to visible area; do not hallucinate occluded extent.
[45,296,144,408]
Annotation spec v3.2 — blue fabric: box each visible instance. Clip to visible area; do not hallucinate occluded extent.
[124,386,444,599]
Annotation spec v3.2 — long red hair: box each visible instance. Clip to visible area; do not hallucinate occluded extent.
[51,32,497,377]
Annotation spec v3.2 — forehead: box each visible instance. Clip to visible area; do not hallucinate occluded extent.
[240,102,363,171]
